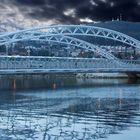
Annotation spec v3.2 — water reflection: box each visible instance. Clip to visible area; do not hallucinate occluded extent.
[0,76,140,139]
[0,74,139,91]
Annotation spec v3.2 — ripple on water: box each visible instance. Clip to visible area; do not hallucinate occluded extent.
[0,82,140,139]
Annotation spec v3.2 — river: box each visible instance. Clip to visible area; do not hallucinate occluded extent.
[0,75,140,140]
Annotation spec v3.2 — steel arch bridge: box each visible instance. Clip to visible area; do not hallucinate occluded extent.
[0,25,140,75]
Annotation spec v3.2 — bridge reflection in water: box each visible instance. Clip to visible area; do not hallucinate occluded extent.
[0,77,140,139]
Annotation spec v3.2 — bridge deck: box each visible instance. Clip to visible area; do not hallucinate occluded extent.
[0,69,140,75]
[0,56,140,74]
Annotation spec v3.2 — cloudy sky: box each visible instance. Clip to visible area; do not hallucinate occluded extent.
[0,0,140,27]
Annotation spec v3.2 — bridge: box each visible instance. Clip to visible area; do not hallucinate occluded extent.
[0,25,140,75]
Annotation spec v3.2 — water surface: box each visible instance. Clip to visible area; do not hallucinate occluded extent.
[0,76,140,140]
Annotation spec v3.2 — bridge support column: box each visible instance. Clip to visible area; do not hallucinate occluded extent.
[126,73,140,79]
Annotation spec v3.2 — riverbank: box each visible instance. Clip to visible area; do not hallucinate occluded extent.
[0,73,139,91]
[76,73,128,78]
[0,72,138,79]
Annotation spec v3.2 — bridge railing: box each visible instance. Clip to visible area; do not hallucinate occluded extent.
[0,56,140,72]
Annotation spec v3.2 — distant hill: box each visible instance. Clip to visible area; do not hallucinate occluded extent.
[88,21,140,40]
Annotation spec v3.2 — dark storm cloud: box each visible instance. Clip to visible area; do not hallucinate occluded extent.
[5,0,140,23]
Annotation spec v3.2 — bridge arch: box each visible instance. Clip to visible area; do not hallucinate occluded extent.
[39,25,140,49]
[0,25,140,49]
[0,25,140,62]
[0,34,117,60]
[0,25,139,50]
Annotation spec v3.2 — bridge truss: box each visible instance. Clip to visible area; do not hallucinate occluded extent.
[0,25,140,73]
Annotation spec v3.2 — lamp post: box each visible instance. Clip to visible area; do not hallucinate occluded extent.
[6,45,9,55]
[27,49,31,56]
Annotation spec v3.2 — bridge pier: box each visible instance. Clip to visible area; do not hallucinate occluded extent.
[126,73,140,79]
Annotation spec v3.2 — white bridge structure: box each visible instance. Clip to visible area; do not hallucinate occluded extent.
[0,25,140,75]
